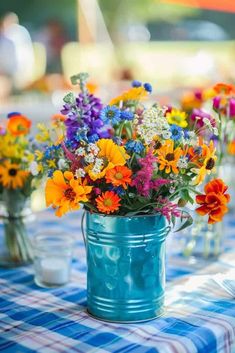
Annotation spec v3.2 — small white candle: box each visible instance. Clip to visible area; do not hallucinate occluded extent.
[40,258,70,285]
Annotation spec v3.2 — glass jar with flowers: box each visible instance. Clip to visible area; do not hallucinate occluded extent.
[179,83,235,259]
[0,113,39,267]
[39,73,230,322]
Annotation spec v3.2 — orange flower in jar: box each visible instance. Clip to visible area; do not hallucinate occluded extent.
[196,178,230,224]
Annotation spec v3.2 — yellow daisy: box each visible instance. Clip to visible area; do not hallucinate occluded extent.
[110,87,148,106]
[0,161,29,189]
[35,150,44,161]
[86,139,129,181]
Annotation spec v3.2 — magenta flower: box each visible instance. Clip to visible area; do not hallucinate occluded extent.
[213,96,221,111]
[190,109,215,128]
[132,149,157,197]
[155,197,181,222]
[164,105,172,115]
[132,149,171,197]
[194,90,203,101]
[229,98,235,118]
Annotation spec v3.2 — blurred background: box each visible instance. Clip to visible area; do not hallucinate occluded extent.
[0,0,235,123]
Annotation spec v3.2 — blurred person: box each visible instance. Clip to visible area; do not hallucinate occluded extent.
[1,12,35,89]
[0,18,16,78]
[37,19,68,73]
[0,19,16,100]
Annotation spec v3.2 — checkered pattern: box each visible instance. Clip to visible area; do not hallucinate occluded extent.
[0,210,235,353]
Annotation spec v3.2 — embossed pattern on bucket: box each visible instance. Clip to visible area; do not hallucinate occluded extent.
[86,212,169,322]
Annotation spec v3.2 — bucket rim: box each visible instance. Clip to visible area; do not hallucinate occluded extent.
[84,209,166,220]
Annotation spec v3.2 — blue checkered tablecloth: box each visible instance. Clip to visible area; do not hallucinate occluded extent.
[0,210,235,353]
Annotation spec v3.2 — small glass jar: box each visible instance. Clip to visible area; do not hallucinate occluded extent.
[33,232,75,288]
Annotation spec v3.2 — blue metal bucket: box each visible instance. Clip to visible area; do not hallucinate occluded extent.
[85,212,170,322]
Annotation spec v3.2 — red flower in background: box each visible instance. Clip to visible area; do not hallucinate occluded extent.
[213,83,235,95]
[196,178,230,224]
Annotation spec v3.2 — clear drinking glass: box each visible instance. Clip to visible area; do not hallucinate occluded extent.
[33,232,75,288]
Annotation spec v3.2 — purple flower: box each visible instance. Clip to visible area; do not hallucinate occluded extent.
[62,93,105,147]
[0,126,6,135]
[132,80,142,88]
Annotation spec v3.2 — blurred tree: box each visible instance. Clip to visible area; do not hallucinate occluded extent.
[0,0,77,39]
[98,0,198,41]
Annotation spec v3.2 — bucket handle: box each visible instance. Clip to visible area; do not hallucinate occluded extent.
[81,210,87,250]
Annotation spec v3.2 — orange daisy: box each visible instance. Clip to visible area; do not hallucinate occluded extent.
[7,115,31,136]
[213,83,235,95]
[105,166,132,189]
[96,191,121,214]
[228,140,235,155]
[51,113,66,122]
[45,170,92,217]
[86,81,98,94]
[156,140,182,174]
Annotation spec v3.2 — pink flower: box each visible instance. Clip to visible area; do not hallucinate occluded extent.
[132,149,157,197]
[132,149,172,197]
[213,96,221,111]
[155,197,181,222]
[229,98,235,118]
[190,109,215,128]
[164,105,172,115]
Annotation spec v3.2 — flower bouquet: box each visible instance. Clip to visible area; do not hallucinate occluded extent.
[38,73,230,322]
[0,113,38,266]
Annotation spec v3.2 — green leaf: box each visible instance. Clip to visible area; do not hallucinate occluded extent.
[63,92,75,104]
[125,122,133,139]
[174,214,193,232]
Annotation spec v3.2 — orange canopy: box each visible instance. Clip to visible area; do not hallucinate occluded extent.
[161,0,235,13]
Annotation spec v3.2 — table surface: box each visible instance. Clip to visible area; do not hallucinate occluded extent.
[0,209,235,353]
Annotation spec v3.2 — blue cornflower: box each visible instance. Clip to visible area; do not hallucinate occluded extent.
[125,140,144,154]
[120,110,134,121]
[132,80,142,88]
[170,124,183,141]
[108,185,125,196]
[88,133,99,143]
[100,105,121,125]
[48,170,54,177]
[73,126,89,142]
[183,129,190,140]
[7,112,21,118]
[143,82,152,93]
[113,136,123,145]
[194,146,202,155]
[44,147,53,159]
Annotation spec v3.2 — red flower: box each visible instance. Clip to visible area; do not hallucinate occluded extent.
[7,115,31,136]
[196,179,230,224]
